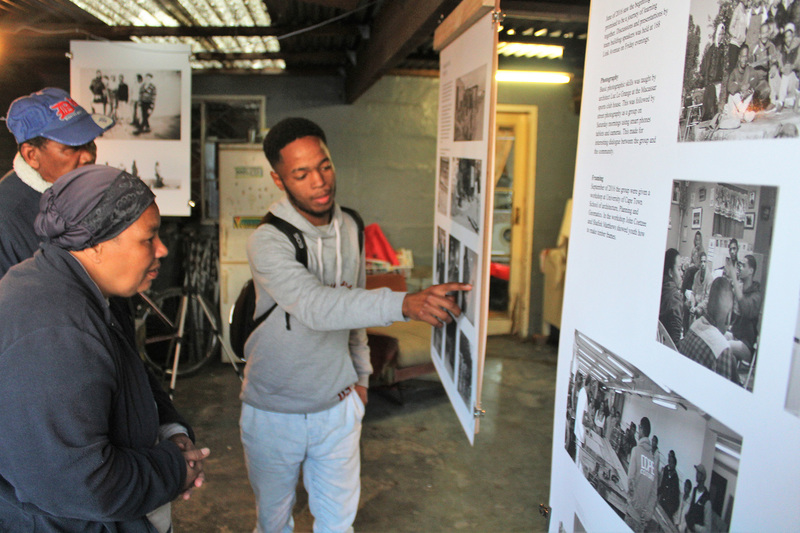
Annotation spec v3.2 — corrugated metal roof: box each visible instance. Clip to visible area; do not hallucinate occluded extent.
[0,0,590,100]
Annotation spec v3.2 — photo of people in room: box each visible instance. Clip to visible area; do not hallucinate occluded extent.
[565,331,741,533]
[457,331,473,408]
[443,234,461,377]
[450,157,483,234]
[680,0,800,141]
[80,68,182,141]
[453,64,487,142]
[657,180,777,392]
[462,245,479,326]
[438,156,450,215]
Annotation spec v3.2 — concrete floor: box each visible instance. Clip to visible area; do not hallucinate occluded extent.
[169,335,557,532]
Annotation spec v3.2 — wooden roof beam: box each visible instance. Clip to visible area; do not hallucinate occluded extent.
[344,0,460,104]
[0,22,360,39]
[500,1,589,24]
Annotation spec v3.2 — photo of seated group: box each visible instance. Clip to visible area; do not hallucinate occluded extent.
[680,0,800,141]
[432,227,478,411]
[657,180,777,392]
[565,331,742,533]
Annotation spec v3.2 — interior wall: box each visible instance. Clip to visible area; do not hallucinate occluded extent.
[497,83,580,335]
[195,75,581,337]
[194,74,440,269]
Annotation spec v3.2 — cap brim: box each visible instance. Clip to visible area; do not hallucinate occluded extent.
[41,113,115,146]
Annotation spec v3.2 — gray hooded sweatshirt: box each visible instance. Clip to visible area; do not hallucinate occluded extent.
[241,198,406,414]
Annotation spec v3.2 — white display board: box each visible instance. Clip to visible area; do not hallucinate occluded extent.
[432,8,497,444]
[70,41,192,216]
[549,1,800,531]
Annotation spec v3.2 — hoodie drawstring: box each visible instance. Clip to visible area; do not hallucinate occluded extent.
[334,218,342,287]
[316,236,324,281]
[315,215,342,288]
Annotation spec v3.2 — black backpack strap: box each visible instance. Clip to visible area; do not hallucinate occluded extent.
[340,206,364,252]
[256,208,362,331]
[253,302,278,330]
[257,212,307,331]
[260,212,308,268]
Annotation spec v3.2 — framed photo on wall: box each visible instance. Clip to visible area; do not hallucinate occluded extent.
[691,207,702,229]
[745,211,755,229]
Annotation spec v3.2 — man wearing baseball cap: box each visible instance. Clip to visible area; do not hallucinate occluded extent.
[0,87,114,277]
[685,463,713,532]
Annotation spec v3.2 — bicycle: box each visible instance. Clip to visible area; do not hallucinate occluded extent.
[135,224,242,398]
[136,288,242,398]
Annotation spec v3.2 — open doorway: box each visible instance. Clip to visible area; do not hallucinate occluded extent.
[488,107,537,336]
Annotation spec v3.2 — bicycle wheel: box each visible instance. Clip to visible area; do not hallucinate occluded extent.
[138,287,220,377]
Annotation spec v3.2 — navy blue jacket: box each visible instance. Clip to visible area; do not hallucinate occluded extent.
[0,170,41,278]
[0,244,190,532]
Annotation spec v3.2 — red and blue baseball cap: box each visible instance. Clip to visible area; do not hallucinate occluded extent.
[5,87,114,146]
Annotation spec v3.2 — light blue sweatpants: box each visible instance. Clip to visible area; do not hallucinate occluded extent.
[241,392,364,533]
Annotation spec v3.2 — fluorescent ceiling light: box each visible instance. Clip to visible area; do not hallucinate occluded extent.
[589,364,613,379]
[589,370,605,382]
[607,356,634,377]
[579,335,604,353]
[577,348,596,363]
[498,42,564,59]
[593,363,618,381]
[715,441,741,460]
[652,397,677,409]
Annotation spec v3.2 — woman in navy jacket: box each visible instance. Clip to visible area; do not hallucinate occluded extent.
[0,165,208,532]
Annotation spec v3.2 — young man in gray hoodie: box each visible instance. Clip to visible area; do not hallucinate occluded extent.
[241,117,470,532]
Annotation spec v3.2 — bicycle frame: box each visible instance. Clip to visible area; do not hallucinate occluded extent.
[138,290,242,399]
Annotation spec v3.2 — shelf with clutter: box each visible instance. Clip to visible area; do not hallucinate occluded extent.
[363,223,435,394]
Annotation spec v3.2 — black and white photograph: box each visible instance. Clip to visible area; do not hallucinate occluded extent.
[71,41,191,216]
[444,233,461,378]
[433,315,444,359]
[744,211,755,229]
[784,295,800,419]
[565,331,741,532]
[432,227,445,358]
[447,233,461,285]
[457,331,472,408]
[436,226,447,286]
[78,68,182,140]
[679,0,800,142]
[692,207,703,229]
[450,157,483,234]
[453,64,487,142]
[437,157,450,215]
[657,180,777,392]
[444,318,457,379]
[462,245,479,326]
